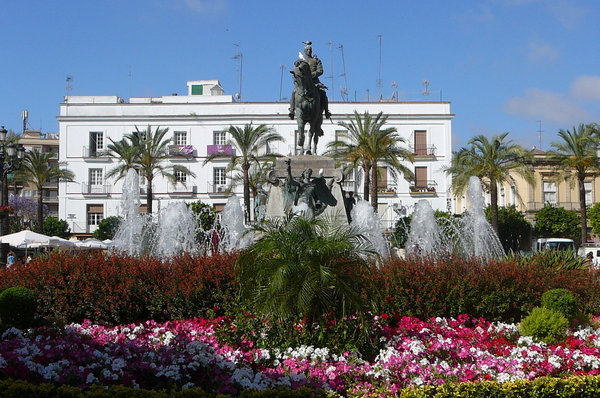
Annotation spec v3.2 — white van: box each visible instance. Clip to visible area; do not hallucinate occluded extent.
[533,238,576,253]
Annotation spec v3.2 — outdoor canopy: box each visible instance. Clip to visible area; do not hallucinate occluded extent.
[0,230,60,249]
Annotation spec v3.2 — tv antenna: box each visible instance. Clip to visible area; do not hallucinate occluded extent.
[422,79,429,99]
[391,81,398,100]
[377,35,382,100]
[338,44,348,101]
[537,120,543,150]
[325,40,334,101]
[279,64,287,102]
[232,44,243,101]
[66,76,73,97]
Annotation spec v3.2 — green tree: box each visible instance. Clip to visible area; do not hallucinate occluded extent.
[326,111,414,211]
[187,200,216,231]
[546,123,600,245]
[43,217,71,239]
[236,216,378,324]
[15,151,75,233]
[103,137,141,181]
[445,133,535,234]
[484,205,532,252]
[203,123,283,224]
[125,125,196,213]
[92,216,121,241]
[534,204,580,241]
[587,202,600,239]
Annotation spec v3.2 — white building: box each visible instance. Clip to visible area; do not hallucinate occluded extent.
[57,80,454,236]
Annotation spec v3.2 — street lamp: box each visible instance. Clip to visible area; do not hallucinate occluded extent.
[0,126,26,237]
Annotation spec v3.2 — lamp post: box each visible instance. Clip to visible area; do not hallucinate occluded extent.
[0,126,26,237]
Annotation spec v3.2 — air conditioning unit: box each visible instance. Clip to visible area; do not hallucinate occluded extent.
[216,186,225,193]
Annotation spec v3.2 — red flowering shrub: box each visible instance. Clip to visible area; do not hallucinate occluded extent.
[375,254,599,323]
[0,251,238,326]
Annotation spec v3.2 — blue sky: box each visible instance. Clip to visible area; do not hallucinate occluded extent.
[1,0,599,150]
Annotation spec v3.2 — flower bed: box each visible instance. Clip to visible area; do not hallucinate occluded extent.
[3,315,600,395]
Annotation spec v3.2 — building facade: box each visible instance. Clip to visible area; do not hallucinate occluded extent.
[57,80,454,236]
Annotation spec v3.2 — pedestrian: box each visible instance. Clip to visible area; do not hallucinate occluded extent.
[584,251,594,267]
[6,251,15,268]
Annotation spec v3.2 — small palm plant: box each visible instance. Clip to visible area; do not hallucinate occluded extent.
[236,215,379,325]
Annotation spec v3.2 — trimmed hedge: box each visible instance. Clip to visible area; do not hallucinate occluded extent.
[0,380,330,398]
[0,251,238,326]
[375,254,600,323]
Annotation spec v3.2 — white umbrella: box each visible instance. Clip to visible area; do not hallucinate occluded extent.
[76,238,108,250]
[50,236,77,248]
[0,230,59,249]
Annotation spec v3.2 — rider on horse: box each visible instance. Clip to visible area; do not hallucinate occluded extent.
[289,41,331,120]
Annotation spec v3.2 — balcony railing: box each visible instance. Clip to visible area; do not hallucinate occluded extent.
[82,146,110,161]
[81,182,112,195]
[409,180,438,193]
[207,145,233,156]
[409,144,437,156]
[168,182,197,195]
[207,182,228,194]
[169,145,195,157]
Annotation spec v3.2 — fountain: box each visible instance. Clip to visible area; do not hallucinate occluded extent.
[405,176,504,260]
[350,200,389,259]
[111,169,250,257]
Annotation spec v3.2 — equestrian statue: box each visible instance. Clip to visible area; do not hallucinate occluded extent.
[289,41,331,155]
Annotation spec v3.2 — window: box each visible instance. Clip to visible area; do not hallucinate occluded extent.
[586,182,593,204]
[214,167,226,192]
[213,131,226,146]
[414,167,428,189]
[414,130,427,155]
[89,169,103,186]
[87,204,104,226]
[89,132,103,157]
[543,182,557,204]
[377,167,388,189]
[174,131,187,146]
[191,85,203,95]
[175,170,187,183]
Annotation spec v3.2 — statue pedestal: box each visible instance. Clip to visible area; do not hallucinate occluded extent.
[264,155,346,221]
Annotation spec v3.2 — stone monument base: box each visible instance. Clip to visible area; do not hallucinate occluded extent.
[264,155,347,221]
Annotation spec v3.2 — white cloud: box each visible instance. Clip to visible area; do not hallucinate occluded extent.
[527,39,559,62]
[504,88,589,125]
[570,76,600,101]
[177,0,228,14]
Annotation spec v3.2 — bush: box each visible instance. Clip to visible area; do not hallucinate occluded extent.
[0,286,37,329]
[0,251,237,326]
[519,307,569,345]
[541,288,578,319]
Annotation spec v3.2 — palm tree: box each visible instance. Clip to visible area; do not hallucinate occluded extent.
[15,151,75,233]
[547,123,600,245]
[325,111,414,211]
[445,133,535,234]
[124,125,196,214]
[203,123,283,224]
[236,215,378,324]
[103,137,140,181]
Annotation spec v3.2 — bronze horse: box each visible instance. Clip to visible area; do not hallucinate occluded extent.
[291,59,324,155]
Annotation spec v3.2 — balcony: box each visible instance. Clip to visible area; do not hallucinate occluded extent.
[409,180,438,196]
[81,182,112,197]
[169,145,195,158]
[207,145,233,156]
[168,182,197,197]
[82,146,111,162]
[409,144,437,157]
[207,182,229,196]
[377,184,398,197]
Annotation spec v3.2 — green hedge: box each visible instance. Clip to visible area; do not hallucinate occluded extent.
[0,380,330,398]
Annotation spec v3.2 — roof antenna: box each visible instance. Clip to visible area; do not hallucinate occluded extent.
[325,41,334,101]
[233,44,243,101]
[537,120,543,150]
[338,44,348,101]
[377,35,382,100]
